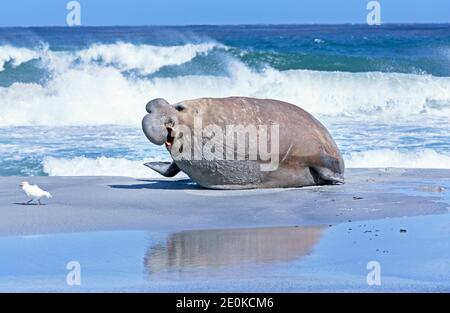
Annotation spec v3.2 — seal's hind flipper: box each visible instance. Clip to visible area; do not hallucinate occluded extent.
[310,166,345,185]
[144,161,180,177]
[310,151,345,185]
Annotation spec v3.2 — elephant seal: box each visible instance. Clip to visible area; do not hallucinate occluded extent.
[142,97,344,189]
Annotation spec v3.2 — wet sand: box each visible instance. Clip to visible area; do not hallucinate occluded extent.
[0,168,449,292]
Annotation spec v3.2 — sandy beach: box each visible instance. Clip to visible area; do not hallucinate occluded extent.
[0,168,449,292]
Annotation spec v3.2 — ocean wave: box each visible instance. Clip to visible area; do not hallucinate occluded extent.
[345,149,450,169]
[74,42,223,74]
[42,149,450,178]
[0,66,150,126]
[43,156,187,178]
[0,45,41,71]
[1,49,450,126]
[149,61,450,118]
[0,41,223,74]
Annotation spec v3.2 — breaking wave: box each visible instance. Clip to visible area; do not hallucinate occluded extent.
[1,54,450,126]
[345,149,450,169]
[75,42,222,74]
[43,156,187,178]
[41,149,450,178]
[0,45,41,71]
[0,42,222,73]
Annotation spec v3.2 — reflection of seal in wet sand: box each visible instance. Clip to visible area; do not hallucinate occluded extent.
[144,226,325,274]
[142,97,344,189]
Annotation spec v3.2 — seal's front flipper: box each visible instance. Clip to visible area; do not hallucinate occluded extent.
[144,161,180,177]
[310,166,345,185]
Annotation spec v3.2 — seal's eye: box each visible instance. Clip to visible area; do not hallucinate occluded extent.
[175,104,185,112]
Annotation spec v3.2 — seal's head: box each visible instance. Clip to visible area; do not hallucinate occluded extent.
[142,98,181,149]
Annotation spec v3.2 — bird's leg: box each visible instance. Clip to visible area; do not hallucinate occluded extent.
[27,199,33,204]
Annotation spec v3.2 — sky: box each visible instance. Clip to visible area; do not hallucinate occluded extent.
[0,0,449,26]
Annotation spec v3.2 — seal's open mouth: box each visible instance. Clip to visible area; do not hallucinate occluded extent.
[165,127,174,149]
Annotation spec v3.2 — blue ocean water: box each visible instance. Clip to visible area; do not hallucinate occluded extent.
[0,25,449,176]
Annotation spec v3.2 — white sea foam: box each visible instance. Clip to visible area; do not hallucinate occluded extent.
[75,42,222,74]
[0,66,150,126]
[0,42,225,126]
[1,53,450,126]
[0,45,41,71]
[41,149,450,178]
[345,149,450,169]
[0,42,222,73]
[43,156,187,178]
[148,61,450,119]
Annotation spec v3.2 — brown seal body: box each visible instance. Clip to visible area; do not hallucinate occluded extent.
[142,97,344,189]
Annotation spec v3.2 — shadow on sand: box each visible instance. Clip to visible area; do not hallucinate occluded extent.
[109,179,202,190]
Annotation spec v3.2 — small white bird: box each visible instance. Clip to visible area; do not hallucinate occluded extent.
[20,181,52,205]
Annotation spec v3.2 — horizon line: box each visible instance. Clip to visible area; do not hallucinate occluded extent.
[0,22,449,28]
